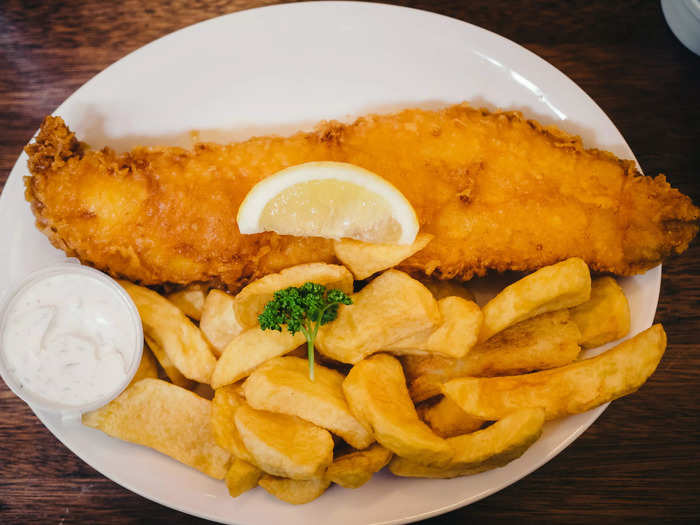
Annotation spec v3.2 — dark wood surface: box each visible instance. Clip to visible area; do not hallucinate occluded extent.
[1,1,699,523]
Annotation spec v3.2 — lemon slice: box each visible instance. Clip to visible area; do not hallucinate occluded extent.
[237,162,419,245]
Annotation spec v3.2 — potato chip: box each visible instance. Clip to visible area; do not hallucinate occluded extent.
[225,458,262,497]
[390,408,544,478]
[570,276,630,348]
[404,310,582,402]
[342,353,453,468]
[235,404,334,480]
[145,336,196,390]
[211,384,254,463]
[385,296,482,359]
[82,378,230,479]
[418,278,475,302]
[479,257,591,342]
[211,328,305,389]
[325,443,392,488]
[166,283,208,320]
[234,263,354,328]
[120,281,216,384]
[417,397,484,438]
[333,233,434,279]
[443,324,666,420]
[243,357,373,449]
[317,270,441,364]
[200,289,244,356]
[259,474,331,504]
[127,345,158,388]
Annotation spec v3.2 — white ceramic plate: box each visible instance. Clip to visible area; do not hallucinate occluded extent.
[0,2,660,524]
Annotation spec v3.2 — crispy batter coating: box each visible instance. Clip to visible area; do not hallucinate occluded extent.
[24,104,698,290]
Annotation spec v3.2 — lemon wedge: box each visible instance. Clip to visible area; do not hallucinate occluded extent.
[237,162,419,245]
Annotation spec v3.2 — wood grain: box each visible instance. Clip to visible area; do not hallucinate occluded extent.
[1,0,699,523]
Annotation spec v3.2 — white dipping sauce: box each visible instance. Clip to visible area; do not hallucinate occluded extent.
[2,273,137,407]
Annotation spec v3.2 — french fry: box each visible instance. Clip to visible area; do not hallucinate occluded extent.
[258,474,331,504]
[234,263,354,328]
[479,257,591,342]
[166,283,208,320]
[211,384,254,463]
[225,458,262,498]
[418,277,474,302]
[317,270,441,364]
[342,353,453,468]
[82,378,231,479]
[235,404,334,480]
[443,324,666,421]
[145,336,196,390]
[127,345,159,388]
[333,233,434,279]
[120,281,216,384]
[417,397,484,438]
[325,443,392,488]
[385,296,482,359]
[389,408,544,478]
[211,328,305,389]
[570,276,630,348]
[403,310,582,402]
[199,289,244,356]
[243,357,373,449]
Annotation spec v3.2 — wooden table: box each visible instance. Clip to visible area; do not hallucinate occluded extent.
[1,1,698,523]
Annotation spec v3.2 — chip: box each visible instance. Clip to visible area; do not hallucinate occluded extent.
[235,404,334,480]
[317,270,441,364]
[211,384,254,463]
[234,263,354,328]
[145,336,196,390]
[199,289,244,356]
[82,378,231,479]
[225,458,262,497]
[342,353,453,468]
[243,357,373,449]
[417,397,484,438]
[479,257,591,342]
[385,296,482,359]
[570,276,630,348]
[166,283,208,320]
[120,281,216,384]
[389,408,544,478]
[325,443,392,488]
[258,474,331,504]
[443,324,666,420]
[403,310,582,402]
[333,233,434,279]
[127,345,159,388]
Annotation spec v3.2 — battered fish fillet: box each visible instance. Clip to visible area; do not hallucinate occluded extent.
[24,104,698,290]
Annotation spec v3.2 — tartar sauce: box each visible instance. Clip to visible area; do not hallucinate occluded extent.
[1,272,138,407]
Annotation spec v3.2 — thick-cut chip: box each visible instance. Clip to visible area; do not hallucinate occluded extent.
[390,408,544,478]
[166,284,208,320]
[317,270,440,364]
[443,324,666,420]
[342,353,452,467]
[145,336,196,390]
[127,346,158,388]
[200,289,244,356]
[235,404,334,480]
[417,397,484,438]
[570,276,630,348]
[404,310,581,402]
[225,458,262,497]
[385,297,482,359]
[479,257,591,342]
[211,328,305,389]
[243,357,373,449]
[120,281,216,384]
[259,474,331,505]
[82,378,231,479]
[325,443,392,488]
[333,233,434,279]
[234,263,354,328]
[211,384,254,462]
[418,277,475,302]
